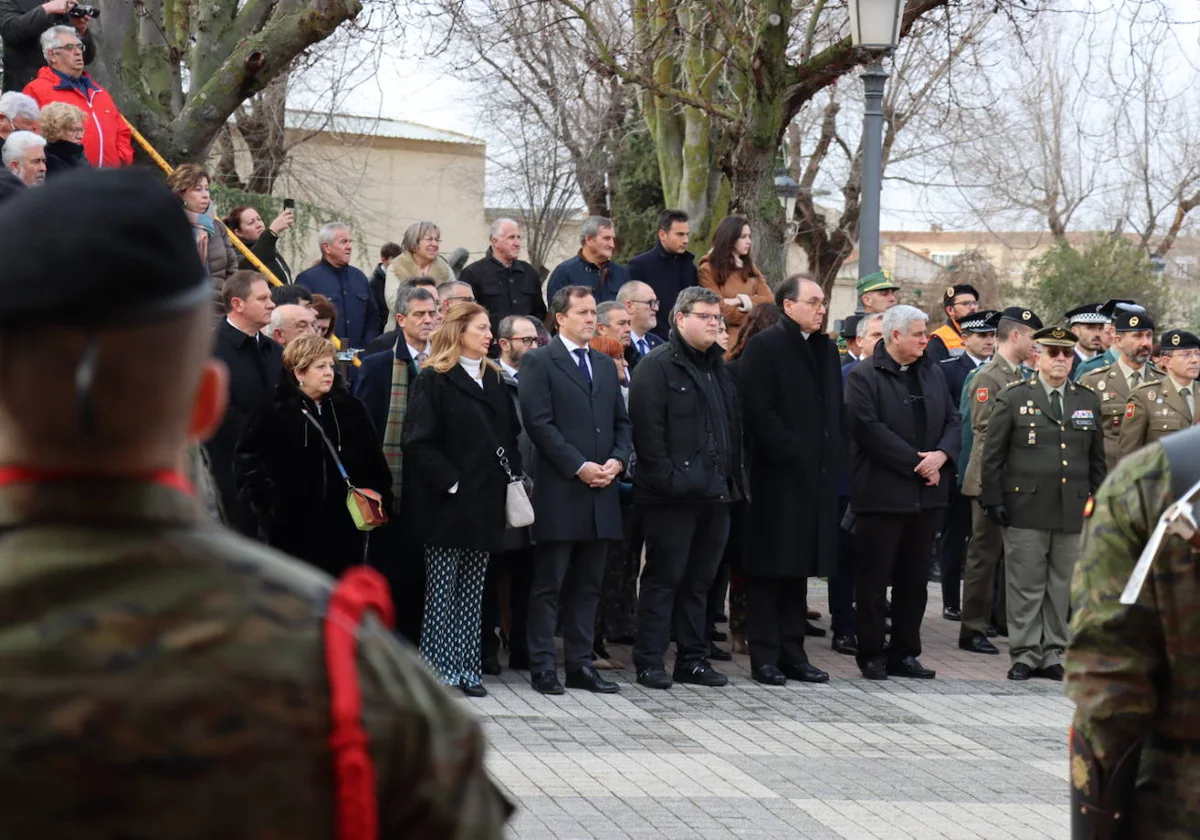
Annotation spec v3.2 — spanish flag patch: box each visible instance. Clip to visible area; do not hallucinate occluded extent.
[1083,495,1095,518]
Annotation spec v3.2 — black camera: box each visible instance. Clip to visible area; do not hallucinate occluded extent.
[68,5,99,18]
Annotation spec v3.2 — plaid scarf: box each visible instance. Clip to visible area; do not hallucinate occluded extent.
[382,346,414,514]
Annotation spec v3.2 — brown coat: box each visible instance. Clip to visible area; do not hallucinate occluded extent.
[696,253,773,345]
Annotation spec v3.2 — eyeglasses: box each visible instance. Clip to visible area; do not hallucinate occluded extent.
[420,236,441,244]
[509,336,538,347]
[55,43,85,53]
[630,298,659,309]
[1041,346,1073,359]
[800,297,827,310]
[684,312,722,323]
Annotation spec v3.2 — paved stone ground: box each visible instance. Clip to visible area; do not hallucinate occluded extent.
[471,580,1073,839]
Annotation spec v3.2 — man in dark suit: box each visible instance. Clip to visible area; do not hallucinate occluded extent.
[627,210,697,340]
[618,280,666,360]
[935,309,998,621]
[520,285,634,695]
[206,271,281,537]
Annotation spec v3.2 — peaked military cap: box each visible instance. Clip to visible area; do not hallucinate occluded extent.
[942,283,979,305]
[0,168,207,330]
[1064,303,1107,325]
[1033,325,1078,347]
[1160,329,1200,351]
[960,309,1000,333]
[856,270,900,296]
[999,306,1043,330]
[840,314,863,339]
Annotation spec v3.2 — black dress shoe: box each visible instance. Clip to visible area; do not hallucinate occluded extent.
[673,660,729,687]
[481,655,502,676]
[958,634,1000,655]
[1034,664,1065,681]
[751,664,787,686]
[860,658,888,680]
[532,670,565,695]
[781,662,829,683]
[460,682,488,698]
[708,642,733,661]
[805,621,827,638]
[985,624,999,638]
[831,634,858,656]
[636,667,673,690]
[887,656,936,679]
[565,664,620,693]
[508,652,530,671]
[710,629,728,642]
[942,606,962,621]
[1007,663,1033,681]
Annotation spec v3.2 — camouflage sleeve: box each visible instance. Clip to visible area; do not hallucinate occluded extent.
[356,619,510,838]
[1066,445,1168,765]
[1116,389,1150,461]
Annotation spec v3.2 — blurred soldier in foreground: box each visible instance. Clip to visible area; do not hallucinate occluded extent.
[1067,423,1200,838]
[0,169,509,838]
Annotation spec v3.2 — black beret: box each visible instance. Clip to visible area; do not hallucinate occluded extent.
[0,168,208,330]
[840,314,863,339]
[1113,308,1153,333]
[999,306,1043,330]
[1064,303,1107,325]
[1033,325,1078,346]
[960,309,1000,333]
[1160,329,1200,351]
[942,284,979,305]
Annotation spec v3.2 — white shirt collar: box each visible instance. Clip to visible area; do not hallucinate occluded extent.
[500,359,519,379]
[227,317,258,340]
[559,335,586,355]
[406,342,427,360]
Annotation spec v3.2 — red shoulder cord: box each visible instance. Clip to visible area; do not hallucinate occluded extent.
[325,566,395,840]
[0,466,194,495]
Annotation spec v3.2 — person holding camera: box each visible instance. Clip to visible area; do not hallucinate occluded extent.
[22,25,131,167]
[0,0,95,92]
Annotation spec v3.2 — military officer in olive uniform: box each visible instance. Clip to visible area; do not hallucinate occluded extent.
[981,326,1106,682]
[958,306,1042,655]
[1118,329,1200,458]
[1078,303,1159,472]
[0,171,510,836]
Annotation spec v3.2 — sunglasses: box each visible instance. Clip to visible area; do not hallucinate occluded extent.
[1041,345,1073,359]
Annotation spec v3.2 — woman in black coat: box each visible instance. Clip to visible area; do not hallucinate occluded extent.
[225,205,294,284]
[235,335,391,578]
[402,302,522,697]
[39,102,90,178]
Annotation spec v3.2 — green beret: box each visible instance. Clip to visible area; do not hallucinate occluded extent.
[856,270,900,297]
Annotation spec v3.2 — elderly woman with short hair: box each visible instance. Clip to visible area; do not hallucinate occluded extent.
[236,334,391,577]
[385,220,454,325]
[166,163,239,313]
[38,101,87,176]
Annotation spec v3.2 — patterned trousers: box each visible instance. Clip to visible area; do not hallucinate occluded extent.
[420,545,489,687]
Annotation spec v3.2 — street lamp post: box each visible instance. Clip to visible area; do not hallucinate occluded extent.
[774,167,799,278]
[849,0,904,314]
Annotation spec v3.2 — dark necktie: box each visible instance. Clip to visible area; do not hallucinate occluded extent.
[1050,390,1062,422]
[574,348,592,385]
[638,338,649,357]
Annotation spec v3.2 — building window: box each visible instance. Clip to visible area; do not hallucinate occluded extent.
[1173,255,1196,279]
[930,252,957,268]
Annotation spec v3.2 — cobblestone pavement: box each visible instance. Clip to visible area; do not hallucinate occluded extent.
[473,581,1072,839]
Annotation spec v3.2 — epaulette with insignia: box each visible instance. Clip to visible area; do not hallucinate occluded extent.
[1131,379,1158,392]
[1001,379,1028,391]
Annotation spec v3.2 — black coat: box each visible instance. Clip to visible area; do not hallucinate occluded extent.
[940,353,983,408]
[461,248,548,335]
[0,0,94,92]
[241,230,292,285]
[845,341,962,515]
[518,337,634,542]
[234,377,391,577]
[43,140,88,178]
[204,320,283,535]
[402,363,522,553]
[369,263,389,335]
[627,244,698,339]
[629,330,746,505]
[737,317,842,578]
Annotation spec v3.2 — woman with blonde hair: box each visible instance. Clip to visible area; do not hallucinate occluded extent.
[38,101,88,176]
[697,215,774,346]
[402,302,523,696]
[385,220,454,324]
[236,334,391,577]
[166,163,239,313]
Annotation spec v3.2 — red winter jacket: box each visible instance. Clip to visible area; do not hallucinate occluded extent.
[23,67,132,168]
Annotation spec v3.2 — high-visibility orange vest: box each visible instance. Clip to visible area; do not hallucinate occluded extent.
[931,322,964,353]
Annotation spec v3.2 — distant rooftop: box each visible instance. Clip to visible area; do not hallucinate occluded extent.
[284,110,485,146]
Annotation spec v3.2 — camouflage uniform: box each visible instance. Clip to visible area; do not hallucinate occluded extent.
[0,478,510,838]
[1067,440,1200,838]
